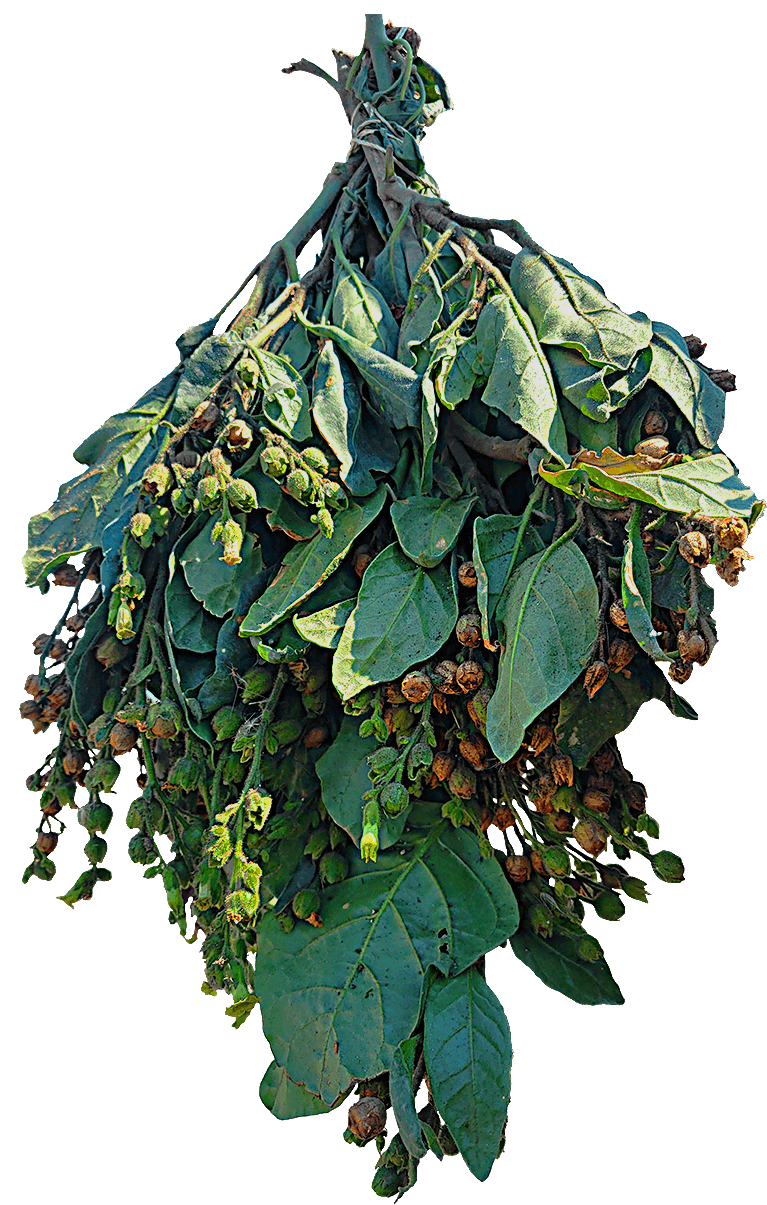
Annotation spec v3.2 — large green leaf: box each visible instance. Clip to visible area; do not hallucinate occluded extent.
[472,514,544,648]
[24,379,176,586]
[332,265,399,356]
[180,518,262,618]
[649,321,725,448]
[510,250,652,371]
[259,1061,341,1120]
[621,507,670,661]
[311,341,400,496]
[332,546,458,701]
[248,346,312,442]
[316,715,410,850]
[397,265,443,370]
[169,332,243,424]
[293,598,355,649]
[254,823,519,1105]
[424,968,512,1182]
[486,541,599,762]
[475,294,569,463]
[510,912,623,1006]
[391,495,475,569]
[240,487,386,637]
[547,345,651,423]
[165,525,221,654]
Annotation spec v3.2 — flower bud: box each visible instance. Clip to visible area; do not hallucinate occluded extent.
[679,530,710,567]
[348,1097,387,1141]
[314,506,334,538]
[456,661,484,693]
[456,612,481,648]
[504,855,531,883]
[285,468,311,501]
[401,670,432,703]
[713,516,749,552]
[302,446,329,474]
[574,818,607,857]
[652,850,685,883]
[584,660,609,699]
[259,445,290,479]
[608,638,635,673]
[225,478,258,511]
[457,561,478,589]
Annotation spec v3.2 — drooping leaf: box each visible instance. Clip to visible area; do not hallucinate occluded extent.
[180,518,262,618]
[391,494,475,569]
[649,321,725,448]
[424,968,512,1182]
[398,265,444,369]
[165,525,221,654]
[24,379,176,586]
[170,332,244,424]
[259,1060,341,1120]
[248,346,312,442]
[472,513,544,648]
[389,1037,428,1159]
[66,598,111,729]
[332,546,458,701]
[293,598,356,649]
[332,265,399,356]
[547,345,651,422]
[240,487,386,637]
[254,823,518,1105]
[570,448,759,518]
[316,716,410,850]
[430,328,481,410]
[510,902,623,1006]
[486,540,599,762]
[621,506,671,661]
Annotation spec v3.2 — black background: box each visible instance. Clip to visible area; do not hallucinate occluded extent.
[20,14,756,1200]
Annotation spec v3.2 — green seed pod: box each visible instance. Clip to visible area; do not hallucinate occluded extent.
[594,890,626,921]
[148,700,182,740]
[380,781,410,816]
[302,446,329,473]
[84,759,121,793]
[129,512,152,544]
[84,835,108,864]
[165,756,201,792]
[448,765,476,800]
[211,706,243,742]
[292,888,321,920]
[285,467,311,501]
[371,1165,406,1197]
[141,462,172,497]
[170,487,193,516]
[315,506,334,537]
[529,904,554,939]
[95,634,130,669]
[577,936,604,962]
[543,847,570,877]
[652,850,685,883]
[197,475,222,509]
[78,799,113,835]
[319,850,348,884]
[270,718,303,747]
[322,479,347,510]
[260,445,290,479]
[304,829,330,859]
[128,831,160,865]
[550,785,577,812]
[241,665,274,702]
[226,478,258,511]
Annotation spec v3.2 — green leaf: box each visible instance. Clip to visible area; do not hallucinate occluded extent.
[391,495,475,569]
[248,346,312,441]
[332,266,399,357]
[170,332,244,424]
[240,487,386,637]
[180,518,262,618]
[556,653,697,768]
[649,321,725,448]
[547,345,651,423]
[389,1038,428,1159]
[510,250,652,371]
[430,329,481,410]
[486,541,599,762]
[254,823,518,1105]
[311,341,400,496]
[24,379,175,586]
[259,1060,341,1120]
[475,295,569,463]
[165,524,221,654]
[472,514,544,648]
[510,910,623,1006]
[293,598,355,649]
[316,716,411,850]
[398,266,443,369]
[424,968,512,1182]
[621,507,670,661]
[573,450,759,518]
[558,394,618,455]
[332,546,458,701]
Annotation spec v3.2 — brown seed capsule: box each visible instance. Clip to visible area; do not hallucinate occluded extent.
[625,783,647,815]
[448,765,476,799]
[65,612,87,633]
[716,547,750,586]
[713,516,749,552]
[493,805,515,831]
[709,368,736,392]
[677,629,708,664]
[190,401,220,432]
[20,699,42,722]
[456,661,484,693]
[225,419,253,451]
[584,661,609,699]
[642,410,668,437]
[532,792,554,815]
[550,811,574,833]
[24,674,44,699]
[591,745,616,774]
[679,530,711,567]
[456,612,482,648]
[348,1097,387,1141]
[458,734,490,771]
[583,789,612,814]
[505,855,531,883]
[47,639,69,662]
[432,690,450,715]
[433,660,461,695]
[634,436,670,459]
[303,722,329,749]
[52,563,80,587]
[574,818,607,857]
[48,678,72,709]
[385,684,406,704]
[457,561,478,589]
[109,723,138,755]
[42,798,61,817]
[32,633,51,656]
[608,639,635,673]
[530,851,547,875]
[669,659,694,684]
[550,753,574,787]
[684,334,707,360]
[431,751,454,782]
[36,831,59,855]
[353,545,373,578]
[528,723,554,757]
[609,601,630,632]
[587,772,614,796]
[401,671,432,703]
[62,749,87,777]
[641,529,655,550]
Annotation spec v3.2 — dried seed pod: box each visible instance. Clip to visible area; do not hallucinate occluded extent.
[456,661,484,693]
[586,772,614,796]
[32,633,51,656]
[679,530,711,567]
[353,545,373,578]
[52,563,80,587]
[41,798,61,817]
[550,753,574,787]
[109,723,138,755]
[549,811,574,833]
[608,639,635,673]
[20,699,42,722]
[432,690,450,715]
[65,612,87,633]
[459,733,490,770]
[62,749,87,777]
[583,789,612,814]
[634,436,670,459]
[533,771,556,802]
[24,674,44,699]
[531,792,553,815]
[190,401,220,432]
[401,670,432,703]
[433,660,461,694]
[641,528,655,550]
[642,409,668,437]
[36,831,59,855]
[455,612,482,648]
[528,723,554,756]
[47,638,69,661]
[225,419,252,451]
[684,334,707,359]
[530,851,546,875]
[609,601,630,632]
[591,745,616,773]
[348,1097,387,1141]
[625,783,647,815]
[493,805,515,830]
[709,368,736,392]
[574,818,607,857]
[716,547,750,585]
[713,516,749,552]
[677,629,708,664]
[504,855,531,883]
[457,561,478,589]
[303,722,329,749]
[669,659,694,684]
[431,751,454,782]
[584,660,609,699]
[448,765,476,799]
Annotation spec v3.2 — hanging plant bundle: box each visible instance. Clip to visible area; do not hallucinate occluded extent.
[20,16,762,1197]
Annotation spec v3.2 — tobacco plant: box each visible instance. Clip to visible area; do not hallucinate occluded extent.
[19,16,762,1197]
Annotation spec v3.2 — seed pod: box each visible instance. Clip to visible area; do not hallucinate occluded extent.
[260,445,290,479]
[608,638,635,673]
[543,847,570,877]
[625,782,647,815]
[197,475,222,509]
[716,547,750,586]
[595,890,625,921]
[432,659,461,696]
[467,684,493,732]
[191,401,220,432]
[586,772,614,796]
[321,480,347,510]
[591,745,616,773]
[380,782,410,816]
[400,670,432,703]
[709,368,736,391]
[526,722,553,757]
[530,851,546,875]
[78,799,113,835]
[149,700,183,740]
[634,436,670,458]
[225,419,252,451]
[47,638,69,661]
[302,446,330,474]
[713,516,749,552]
[129,512,153,544]
[241,665,274,702]
[584,660,609,699]
[24,673,44,699]
[303,721,329,749]
[141,462,172,497]
[285,468,311,501]
[504,855,531,883]
[65,612,87,633]
[457,561,478,589]
[642,409,668,436]
[458,733,490,770]
[456,661,484,693]
[684,334,707,359]
[669,659,694,684]
[271,719,303,747]
[652,850,685,883]
[431,751,454,782]
[677,629,708,664]
[550,753,574,787]
[319,851,349,885]
[679,530,710,567]
[353,545,373,578]
[574,818,607,857]
[292,888,321,920]
[95,634,130,668]
[304,829,329,860]
[609,600,630,632]
[578,936,604,962]
[211,706,242,742]
[549,811,573,833]
[448,765,476,799]
[550,784,576,812]
[36,831,59,854]
[225,478,258,511]
[583,789,611,814]
[348,1096,387,1141]
[52,563,80,587]
[108,723,136,756]
[165,755,201,792]
[455,612,481,648]
[62,749,87,777]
